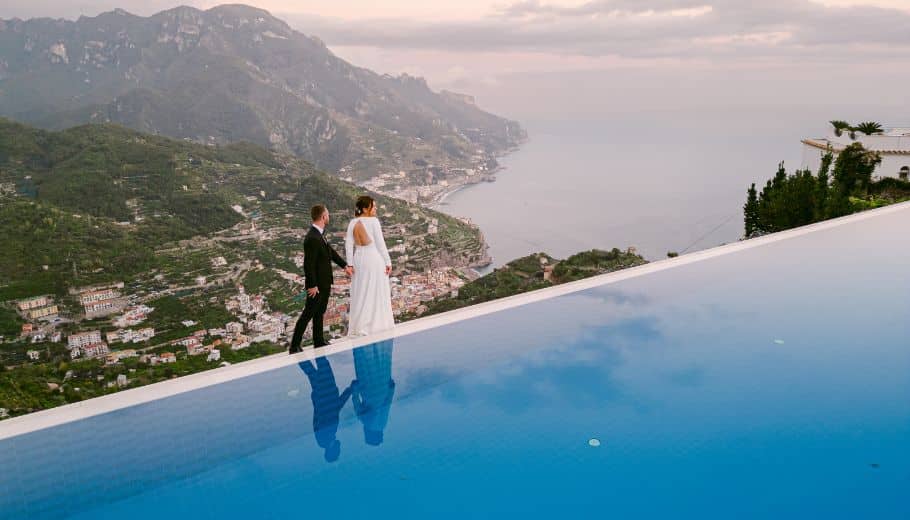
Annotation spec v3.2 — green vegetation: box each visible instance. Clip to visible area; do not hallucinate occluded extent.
[828,120,883,139]
[854,121,884,136]
[0,342,284,418]
[420,249,647,317]
[241,269,300,314]
[423,253,553,315]
[829,120,851,137]
[552,248,649,283]
[143,293,235,343]
[743,143,907,236]
[0,118,487,299]
[0,306,23,338]
[0,201,157,300]
[0,119,259,227]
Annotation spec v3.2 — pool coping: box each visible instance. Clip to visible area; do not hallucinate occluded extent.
[2,200,908,440]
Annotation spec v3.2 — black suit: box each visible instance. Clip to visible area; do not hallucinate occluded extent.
[290,225,347,350]
[299,357,351,462]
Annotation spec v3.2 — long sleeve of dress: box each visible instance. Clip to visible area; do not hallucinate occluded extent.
[373,219,392,267]
[345,220,355,265]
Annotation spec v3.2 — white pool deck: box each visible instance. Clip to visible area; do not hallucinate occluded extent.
[2,201,908,441]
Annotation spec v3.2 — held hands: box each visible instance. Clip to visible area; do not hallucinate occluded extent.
[345,266,354,277]
[385,265,392,276]
[307,287,319,298]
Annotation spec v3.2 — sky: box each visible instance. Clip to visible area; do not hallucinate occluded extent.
[4,0,908,20]
[2,0,908,119]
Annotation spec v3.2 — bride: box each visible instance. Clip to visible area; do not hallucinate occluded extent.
[345,196,395,336]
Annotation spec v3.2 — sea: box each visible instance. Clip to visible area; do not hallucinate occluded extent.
[436,105,903,269]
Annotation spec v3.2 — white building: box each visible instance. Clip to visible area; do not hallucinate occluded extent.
[68,331,103,350]
[25,305,59,320]
[113,305,154,328]
[82,343,110,360]
[231,336,251,350]
[70,342,110,360]
[18,296,50,312]
[802,128,910,180]
[134,328,155,343]
[79,288,119,305]
[225,322,245,335]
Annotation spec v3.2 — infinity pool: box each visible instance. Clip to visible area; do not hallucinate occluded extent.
[2,204,909,519]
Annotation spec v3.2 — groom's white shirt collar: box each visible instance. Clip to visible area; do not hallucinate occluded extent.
[312,223,324,235]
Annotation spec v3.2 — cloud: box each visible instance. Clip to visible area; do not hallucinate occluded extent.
[283,0,910,63]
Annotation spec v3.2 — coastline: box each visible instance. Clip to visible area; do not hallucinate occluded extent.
[428,169,499,208]
[364,137,527,275]
[430,140,527,274]
[429,140,527,209]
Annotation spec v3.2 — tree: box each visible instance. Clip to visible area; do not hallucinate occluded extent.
[825,185,853,219]
[854,121,883,136]
[745,137,892,235]
[744,183,760,237]
[830,120,851,137]
[814,152,833,220]
[831,143,881,196]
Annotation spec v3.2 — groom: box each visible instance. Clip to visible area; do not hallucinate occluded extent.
[290,205,353,353]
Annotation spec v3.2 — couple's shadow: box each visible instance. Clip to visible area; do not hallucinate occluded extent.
[298,339,395,462]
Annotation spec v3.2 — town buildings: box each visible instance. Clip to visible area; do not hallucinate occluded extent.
[17,296,59,321]
[77,285,124,318]
[71,342,110,360]
[107,328,155,345]
[17,296,51,312]
[66,330,109,360]
[68,331,103,350]
[113,305,154,328]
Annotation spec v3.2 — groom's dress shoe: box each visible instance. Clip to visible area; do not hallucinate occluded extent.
[315,340,331,348]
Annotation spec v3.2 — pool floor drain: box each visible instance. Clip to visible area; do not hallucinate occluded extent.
[588,438,601,447]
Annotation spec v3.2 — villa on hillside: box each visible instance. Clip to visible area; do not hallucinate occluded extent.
[802,127,910,180]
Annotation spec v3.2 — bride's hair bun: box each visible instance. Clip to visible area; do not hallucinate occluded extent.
[355,195,375,216]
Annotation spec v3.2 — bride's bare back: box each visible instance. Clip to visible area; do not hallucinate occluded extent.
[353,220,372,246]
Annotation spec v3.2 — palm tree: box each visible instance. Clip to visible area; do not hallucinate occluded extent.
[854,121,884,136]
[830,120,851,137]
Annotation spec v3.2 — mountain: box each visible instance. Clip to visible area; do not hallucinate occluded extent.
[0,118,489,300]
[0,5,525,181]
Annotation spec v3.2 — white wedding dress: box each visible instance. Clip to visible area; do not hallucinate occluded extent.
[345,216,395,336]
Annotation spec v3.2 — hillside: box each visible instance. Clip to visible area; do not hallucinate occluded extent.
[0,118,489,300]
[420,249,648,316]
[0,5,525,181]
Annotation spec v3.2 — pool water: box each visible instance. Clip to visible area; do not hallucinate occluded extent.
[2,205,909,519]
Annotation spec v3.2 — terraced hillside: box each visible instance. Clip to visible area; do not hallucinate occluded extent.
[0,118,488,300]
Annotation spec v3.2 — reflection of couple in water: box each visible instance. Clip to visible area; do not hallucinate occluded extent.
[298,339,396,462]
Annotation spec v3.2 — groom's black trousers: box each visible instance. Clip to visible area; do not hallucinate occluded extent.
[291,289,330,349]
